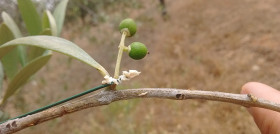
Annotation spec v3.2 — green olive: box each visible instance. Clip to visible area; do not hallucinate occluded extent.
[119,18,137,37]
[128,42,148,60]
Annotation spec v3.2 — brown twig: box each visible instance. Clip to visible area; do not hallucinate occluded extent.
[1,88,280,134]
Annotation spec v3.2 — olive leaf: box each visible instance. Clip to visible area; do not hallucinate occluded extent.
[0,36,109,76]
[1,49,20,80]
[40,28,52,35]
[1,12,26,66]
[17,0,42,35]
[0,61,3,94]
[0,23,21,79]
[17,0,45,62]
[1,51,52,104]
[42,10,58,36]
[53,0,69,36]
[1,12,22,38]
[0,24,14,45]
[27,28,53,62]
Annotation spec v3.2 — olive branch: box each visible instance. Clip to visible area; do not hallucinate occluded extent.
[1,88,280,134]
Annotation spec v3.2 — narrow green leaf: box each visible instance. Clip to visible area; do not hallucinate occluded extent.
[1,48,20,79]
[27,10,57,62]
[0,23,20,79]
[40,28,52,35]
[17,0,42,35]
[1,12,22,38]
[26,47,46,62]
[1,51,52,104]
[1,12,26,66]
[42,10,58,36]
[0,36,109,76]
[26,28,52,62]
[17,46,27,66]
[0,23,14,45]
[53,0,69,36]
[0,61,3,93]
[42,12,50,31]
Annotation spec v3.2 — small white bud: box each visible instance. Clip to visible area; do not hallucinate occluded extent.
[102,75,111,84]
[101,70,141,85]
[123,70,141,79]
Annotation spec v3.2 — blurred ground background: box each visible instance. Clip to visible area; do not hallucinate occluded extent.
[3,0,280,133]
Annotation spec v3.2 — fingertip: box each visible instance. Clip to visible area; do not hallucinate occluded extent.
[241,82,280,102]
[241,82,261,94]
[241,82,280,133]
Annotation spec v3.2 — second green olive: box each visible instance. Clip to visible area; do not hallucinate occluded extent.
[128,42,148,60]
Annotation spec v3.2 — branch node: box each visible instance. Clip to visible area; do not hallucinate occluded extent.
[176,94,185,100]
[247,94,258,102]
[102,70,140,85]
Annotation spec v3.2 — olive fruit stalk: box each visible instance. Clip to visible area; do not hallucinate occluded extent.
[114,31,127,79]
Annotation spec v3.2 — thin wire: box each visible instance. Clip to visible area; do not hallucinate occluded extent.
[0,84,111,124]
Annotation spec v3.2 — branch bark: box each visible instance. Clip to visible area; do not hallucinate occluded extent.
[1,88,280,134]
